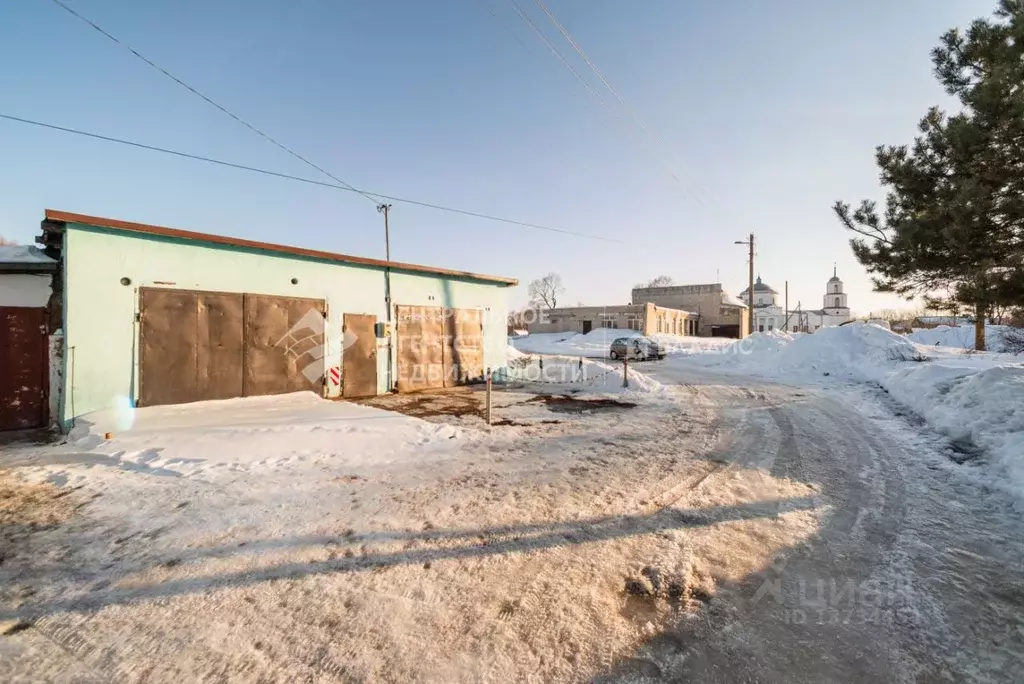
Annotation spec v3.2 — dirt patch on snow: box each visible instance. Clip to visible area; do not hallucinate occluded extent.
[525,395,637,413]
[353,386,489,420]
[350,386,623,428]
[0,472,75,530]
[0,472,77,612]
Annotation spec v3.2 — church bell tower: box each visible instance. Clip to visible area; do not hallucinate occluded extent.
[823,265,848,315]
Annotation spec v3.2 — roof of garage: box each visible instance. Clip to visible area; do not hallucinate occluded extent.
[42,210,519,287]
[0,245,57,273]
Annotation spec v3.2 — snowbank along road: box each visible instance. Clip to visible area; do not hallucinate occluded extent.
[1,365,1022,682]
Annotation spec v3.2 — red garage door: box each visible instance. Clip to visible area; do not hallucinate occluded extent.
[0,307,48,431]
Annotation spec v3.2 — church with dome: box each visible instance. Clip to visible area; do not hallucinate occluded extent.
[738,268,851,333]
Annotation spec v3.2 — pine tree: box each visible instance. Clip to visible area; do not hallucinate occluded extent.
[835,0,1024,350]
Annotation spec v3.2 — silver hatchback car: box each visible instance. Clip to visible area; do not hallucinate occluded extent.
[609,336,665,361]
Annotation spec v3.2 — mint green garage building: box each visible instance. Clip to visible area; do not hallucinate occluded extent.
[38,210,517,429]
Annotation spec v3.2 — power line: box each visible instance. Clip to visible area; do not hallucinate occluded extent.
[502,0,701,205]
[46,0,378,204]
[532,0,708,206]
[0,112,624,244]
[532,0,664,152]
[474,0,544,64]
[502,0,623,125]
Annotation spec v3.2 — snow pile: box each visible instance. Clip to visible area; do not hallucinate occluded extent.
[498,353,665,395]
[0,245,56,264]
[64,391,462,479]
[686,323,919,380]
[906,324,1014,352]
[595,361,665,394]
[512,330,735,358]
[719,330,794,359]
[884,363,1024,501]
[770,323,921,379]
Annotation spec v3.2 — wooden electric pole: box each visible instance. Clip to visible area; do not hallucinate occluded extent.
[735,233,755,336]
[377,203,392,261]
[747,234,754,335]
[378,204,393,390]
[784,280,789,332]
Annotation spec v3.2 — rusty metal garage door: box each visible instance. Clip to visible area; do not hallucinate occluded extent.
[243,294,326,397]
[138,288,325,407]
[0,307,48,431]
[444,308,484,386]
[342,314,377,398]
[395,305,484,392]
[139,289,244,406]
[395,305,445,391]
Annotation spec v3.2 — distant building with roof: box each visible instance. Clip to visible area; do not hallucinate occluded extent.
[526,302,698,337]
[738,268,851,332]
[630,283,749,338]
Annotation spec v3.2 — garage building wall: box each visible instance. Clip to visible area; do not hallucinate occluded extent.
[61,224,511,425]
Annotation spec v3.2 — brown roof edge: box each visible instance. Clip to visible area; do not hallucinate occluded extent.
[44,209,519,287]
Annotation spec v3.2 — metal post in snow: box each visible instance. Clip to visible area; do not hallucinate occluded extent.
[622,354,629,389]
[486,368,492,426]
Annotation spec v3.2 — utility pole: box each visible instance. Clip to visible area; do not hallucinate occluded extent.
[747,234,754,336]
[784,281,789,333]
[377,204,393,390]
[734,233,755,337]
[377,203,392,261]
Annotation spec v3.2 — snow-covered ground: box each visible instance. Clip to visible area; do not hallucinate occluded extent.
[511,329,736,358]
[3,341,1024,681]
[512,324,1024,504]
[0,387,741,682]
[666,323,1024,506]
[62,392,463,479]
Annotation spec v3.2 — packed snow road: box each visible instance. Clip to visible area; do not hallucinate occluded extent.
[1,368,1022,682]
[621,363,1024,683]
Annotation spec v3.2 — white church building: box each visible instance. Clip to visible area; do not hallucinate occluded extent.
[738,269,851,333]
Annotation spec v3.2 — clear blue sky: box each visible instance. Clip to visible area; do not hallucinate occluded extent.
[0,0,997,314]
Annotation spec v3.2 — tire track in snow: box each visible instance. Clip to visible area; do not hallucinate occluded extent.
[611,380,913,683]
